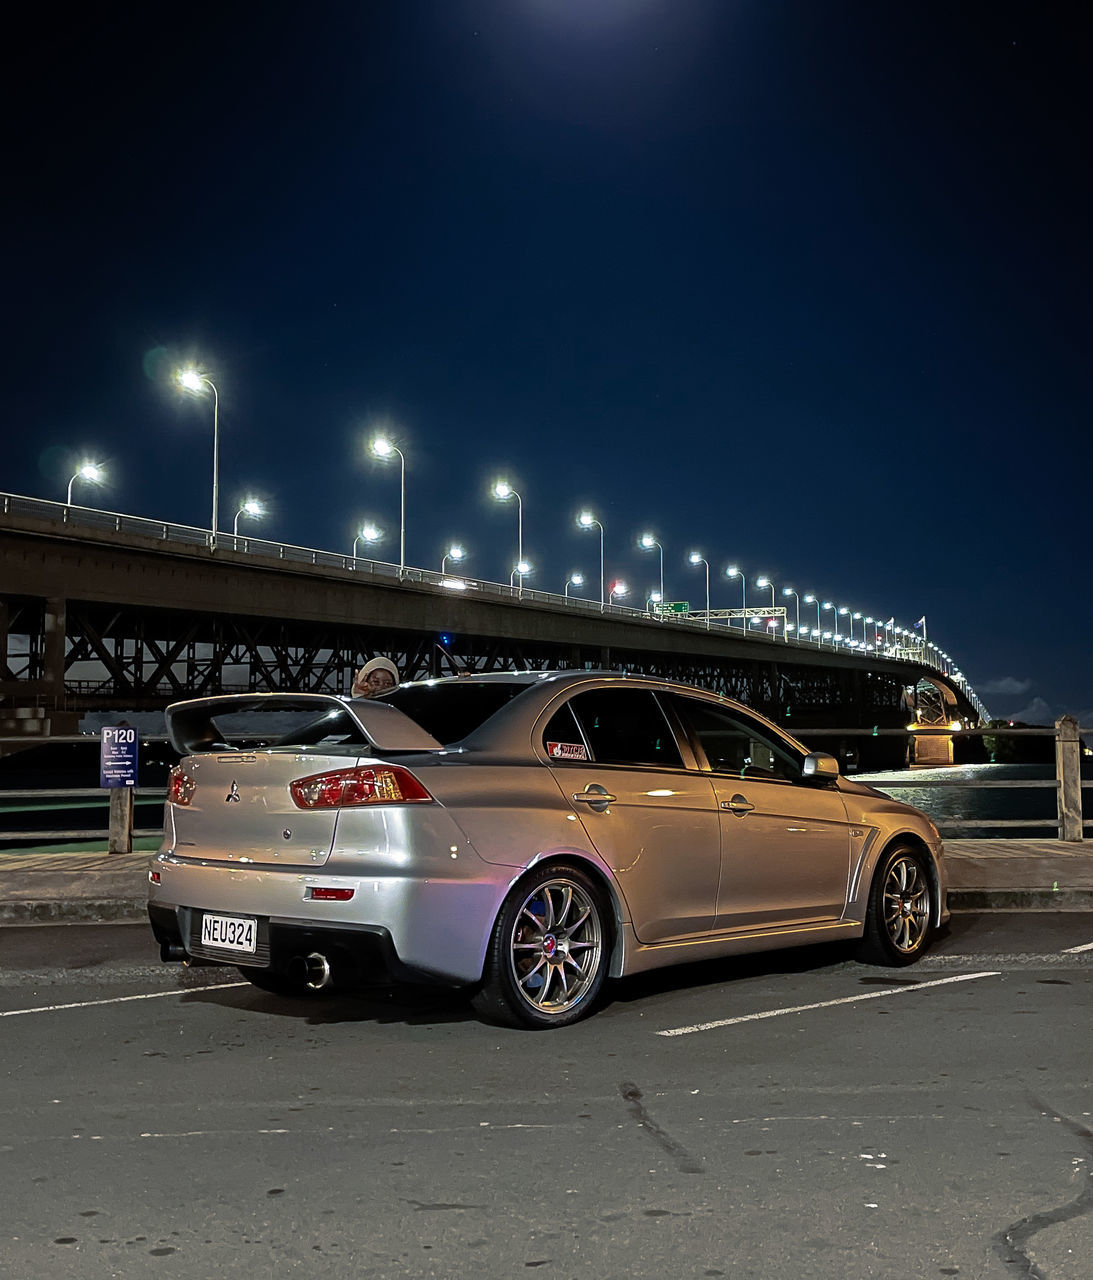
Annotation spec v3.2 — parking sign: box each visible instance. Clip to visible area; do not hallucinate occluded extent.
[100,726,139,788]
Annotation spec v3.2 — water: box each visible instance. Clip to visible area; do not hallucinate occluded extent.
[855,762,1074,839]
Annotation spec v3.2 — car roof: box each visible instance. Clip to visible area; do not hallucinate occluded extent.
[406,669,760,752]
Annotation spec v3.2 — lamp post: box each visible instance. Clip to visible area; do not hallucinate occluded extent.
[177,368,220,543]
[689,553,710,628]
[783,587,800,640]
[66,462,104,506]
[756,577,778,640]
[372,437,406,574]
[510,560,531,590]
[647,590,663,615]
[639,533,664,603]
[352,522,382,558]
[578,512,605,608]
[822,601,838,643]
[726,566,745,629]
[233,498,263,540]
[609,581,628,606]
[441,544,465,575]
[804,594,822,637]
[493,482,524,595]
[565,572,584,599]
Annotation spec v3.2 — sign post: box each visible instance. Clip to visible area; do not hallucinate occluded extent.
[100,726,138,854]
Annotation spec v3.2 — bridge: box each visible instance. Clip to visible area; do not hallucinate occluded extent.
[1,494,984,768]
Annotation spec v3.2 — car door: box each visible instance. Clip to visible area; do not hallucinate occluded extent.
[667,695,854,931]
[540,687,721,944]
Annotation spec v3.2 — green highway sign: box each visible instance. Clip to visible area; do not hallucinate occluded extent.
[654,601,690,614]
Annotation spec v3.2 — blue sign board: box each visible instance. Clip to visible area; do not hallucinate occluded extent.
[100,726,139,788]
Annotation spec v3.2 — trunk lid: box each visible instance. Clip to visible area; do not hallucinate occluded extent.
[166,748,364,867]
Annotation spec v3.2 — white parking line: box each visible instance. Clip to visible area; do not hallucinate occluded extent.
[1063,941,1093,953]
[0,982,247,1018]
[656,971,1001,1037]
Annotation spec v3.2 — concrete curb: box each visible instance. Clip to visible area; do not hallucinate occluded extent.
[0,899,149,925]
[948,888,1093,912]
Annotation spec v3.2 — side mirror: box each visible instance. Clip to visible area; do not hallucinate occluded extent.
[802,751,840,781]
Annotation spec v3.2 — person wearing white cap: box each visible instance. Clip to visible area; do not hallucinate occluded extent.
[351,656,400,699]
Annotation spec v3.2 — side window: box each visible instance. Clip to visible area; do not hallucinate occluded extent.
[541,702,590,762]
[563,689,684,769]
[670,696,802,782]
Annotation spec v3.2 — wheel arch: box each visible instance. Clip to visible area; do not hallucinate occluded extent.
[503,852,627,974]
[871,831,943,927]
[854,834,941,926]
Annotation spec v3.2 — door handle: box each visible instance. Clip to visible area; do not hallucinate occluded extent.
[572,784,616,812]
[721,794,754,816]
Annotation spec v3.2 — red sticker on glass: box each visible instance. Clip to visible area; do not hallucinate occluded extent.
[547,741,588,761]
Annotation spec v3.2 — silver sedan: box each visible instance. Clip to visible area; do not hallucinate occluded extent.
[148,671,948,1029]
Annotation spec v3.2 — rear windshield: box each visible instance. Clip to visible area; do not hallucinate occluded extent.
[379,682,528,745]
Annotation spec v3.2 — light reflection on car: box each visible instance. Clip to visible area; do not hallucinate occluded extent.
[148,671,948,1029]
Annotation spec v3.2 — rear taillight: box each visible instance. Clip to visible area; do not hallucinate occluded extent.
[167,766,196,806]
[289,765,432,810]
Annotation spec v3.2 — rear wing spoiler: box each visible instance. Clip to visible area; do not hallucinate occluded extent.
[165,693,444,756]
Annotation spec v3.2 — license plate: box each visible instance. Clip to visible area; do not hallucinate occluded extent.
[200,912,257,953]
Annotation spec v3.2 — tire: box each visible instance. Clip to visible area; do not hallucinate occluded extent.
[858,844,933,966]
[471,863,611,1029]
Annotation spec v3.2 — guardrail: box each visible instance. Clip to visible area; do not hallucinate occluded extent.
[808,719,1090,840]
[0,721,1086,853]
[1,490,981,713]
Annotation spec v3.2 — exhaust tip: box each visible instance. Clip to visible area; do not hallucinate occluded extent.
[304,952,332,990]
[160,942,188,963]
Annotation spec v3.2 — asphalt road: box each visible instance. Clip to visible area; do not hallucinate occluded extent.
[2,915,1091,1280]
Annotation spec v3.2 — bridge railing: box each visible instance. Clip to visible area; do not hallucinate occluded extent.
[2,490,980,714]
[0,723,1085,854]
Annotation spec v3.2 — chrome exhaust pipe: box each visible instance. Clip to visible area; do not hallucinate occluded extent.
[304,952,332,990]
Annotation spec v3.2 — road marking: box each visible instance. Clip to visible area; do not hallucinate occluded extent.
[1063,941,1093,953]
[0,982,247,1018]
[656,971,1000,1037]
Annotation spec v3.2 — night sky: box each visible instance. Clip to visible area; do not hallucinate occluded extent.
[6,1,1091,723]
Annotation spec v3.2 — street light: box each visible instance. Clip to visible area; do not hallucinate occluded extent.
[822,601,839,641]
[689,553,710,628]
[565,572,584,600]
[493,482,524,595]
[756,576,776,607]
[639,533,664,603]
[66,462,104,506]
[441,544,465,575]
[233,498,263,539]
[726,566,745,628]
[609,580,628,605]
[372,437,406,574]
[352,522,382,558]
[177,367,220,543]
[783,587,800,639]
[578,512,605,608]
[804,593,822,636]
[511,559,531,589]
[647,590,663,615]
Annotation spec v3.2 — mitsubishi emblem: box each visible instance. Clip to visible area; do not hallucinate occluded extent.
[225,780,241,803]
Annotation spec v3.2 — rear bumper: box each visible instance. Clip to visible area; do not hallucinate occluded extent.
[147,853,509,984]
[148,903,428,985]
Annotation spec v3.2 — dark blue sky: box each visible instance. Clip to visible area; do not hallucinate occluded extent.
[6,1,1091,722]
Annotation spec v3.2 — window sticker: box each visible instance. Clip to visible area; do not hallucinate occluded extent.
[547,741,588,761]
